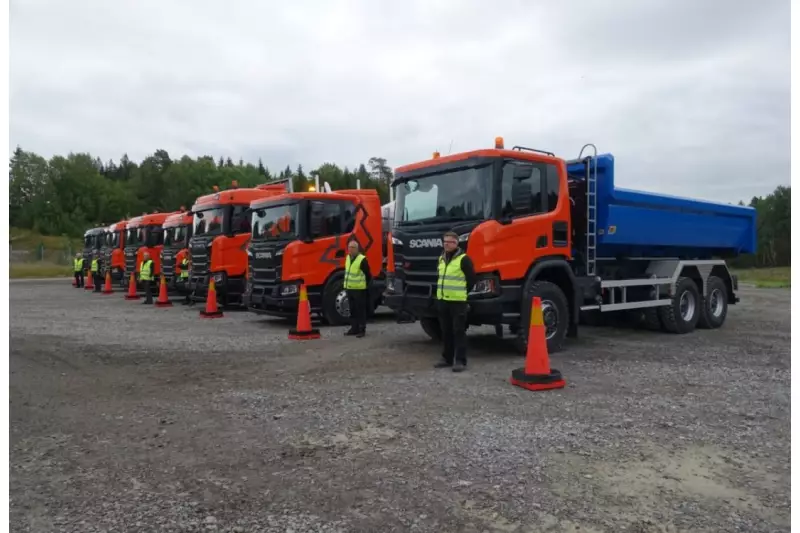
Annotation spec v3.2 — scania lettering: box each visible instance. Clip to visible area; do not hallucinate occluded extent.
[244,188,386,325]
[384,138,756,354]
[188,179,292,307]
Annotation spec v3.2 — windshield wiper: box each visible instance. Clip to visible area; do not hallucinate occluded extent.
[401,215,479,225]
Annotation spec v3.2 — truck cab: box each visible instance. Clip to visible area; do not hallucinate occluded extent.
[188,179,292,306]
[244,188,385,325]
[102,220,127,284]
[82,227,106,271]
[161,209,192,290]
[385,137,756,353]
[123,211,176,289]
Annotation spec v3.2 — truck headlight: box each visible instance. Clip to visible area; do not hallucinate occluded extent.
[276,248,285,257]
[391,236,402,246]
[212,272,225,283]
[280,284,298,296]
[458,233,470,243]
[469,277,497,296]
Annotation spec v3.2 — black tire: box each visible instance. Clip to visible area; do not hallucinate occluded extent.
[321,275,349,326]
[514,280,570,355]
[642,308,663,331]
[658,277,701,334]
[420,317,442,342]
[697,275,728,329]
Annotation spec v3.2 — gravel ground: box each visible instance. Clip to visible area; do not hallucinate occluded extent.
[10,281,790,533]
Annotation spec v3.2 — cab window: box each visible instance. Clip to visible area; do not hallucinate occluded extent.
[500,161,560,218]
[230,205,251,235]
[309,201,343,238]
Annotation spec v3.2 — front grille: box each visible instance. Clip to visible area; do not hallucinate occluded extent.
[248,242,286,303]
[162,249,176,278]
[124,248,137,274]
[399,253,440,297]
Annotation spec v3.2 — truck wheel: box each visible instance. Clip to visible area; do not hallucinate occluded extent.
[658,277,701,334]
[515,280,569,355]
[322,276,350,326]
[642,308,663,331]
[697,275,728,329]
[420,317,442,341]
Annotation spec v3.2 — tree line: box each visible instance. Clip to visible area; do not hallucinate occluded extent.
[8,147,790,268]
[8,147,394,238]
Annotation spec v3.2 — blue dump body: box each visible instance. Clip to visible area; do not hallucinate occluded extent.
[567,154,757,259]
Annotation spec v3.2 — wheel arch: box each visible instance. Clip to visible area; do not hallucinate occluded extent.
[525,256,579,326]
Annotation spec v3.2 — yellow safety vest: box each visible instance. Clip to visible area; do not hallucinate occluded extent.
[179,258,189,279]
[436,252,468,302]
[344,253,367,290]
[91,259,99,272]
[74,258,82,272]
[140,259,154,281]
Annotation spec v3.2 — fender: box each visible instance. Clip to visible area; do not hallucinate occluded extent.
[526,255,580,328]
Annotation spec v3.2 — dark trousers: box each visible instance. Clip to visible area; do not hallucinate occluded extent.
[346,289,367,332]
[93,273,102,291]
[438,300,468,365]
[74,271,83,287]
[142,279,153,303]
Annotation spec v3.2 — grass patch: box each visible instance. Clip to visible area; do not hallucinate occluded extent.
[733,267,790,289]
[10,263,73,279]
[10,228,82,251]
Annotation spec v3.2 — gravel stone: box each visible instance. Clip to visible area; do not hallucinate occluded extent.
[9,281,790,532]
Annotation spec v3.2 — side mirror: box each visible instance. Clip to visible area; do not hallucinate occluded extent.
[256,209,266,217]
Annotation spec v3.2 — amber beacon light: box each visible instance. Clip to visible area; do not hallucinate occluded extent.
[495,136,504,149]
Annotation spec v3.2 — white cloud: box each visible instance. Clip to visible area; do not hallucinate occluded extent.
[10,0,789,202]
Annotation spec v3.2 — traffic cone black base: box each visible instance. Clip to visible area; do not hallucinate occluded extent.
[155,300,173,308]
[199,309,224,319]
[288,327,320,340]
[124,294,141,300]
[509,367,566,391]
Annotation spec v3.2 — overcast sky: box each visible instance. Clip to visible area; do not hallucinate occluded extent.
[10,0,790,203]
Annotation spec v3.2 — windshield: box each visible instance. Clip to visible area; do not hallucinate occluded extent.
[125,228,139,247]
[164,225,187,247]
[395,164,493,225]
[110,231,120,248]
[251,203,299,241]
[193,208,224,236]
[146,226,164,247]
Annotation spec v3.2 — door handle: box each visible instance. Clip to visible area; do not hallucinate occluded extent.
[335,249,346,258]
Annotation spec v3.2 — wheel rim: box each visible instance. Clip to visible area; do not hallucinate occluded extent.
[541,299,559,340]
[709,288,724,318]
[334,290,350,318]
[679,290,696,321]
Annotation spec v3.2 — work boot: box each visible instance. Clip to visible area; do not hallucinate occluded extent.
[452,362,467,373]
[434,360,452,369]
[356,329,365,338]
[344,328,357,336]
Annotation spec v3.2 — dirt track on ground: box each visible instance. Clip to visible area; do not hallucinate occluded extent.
[10,282,790,532]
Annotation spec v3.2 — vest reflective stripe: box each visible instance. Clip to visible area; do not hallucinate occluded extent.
[179,258,189,279]
[140,260,154,281]
[344,254,367,290]
[436,253,467,301]
[91,259,99,272]
[74,258,82,272]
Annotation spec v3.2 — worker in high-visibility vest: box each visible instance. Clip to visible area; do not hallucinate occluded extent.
[434,231,476,372]
[91,251,102,292]
[73,253,84,288]
[343,239,372,338]
[139,252,154,304]
[178,255,192,305]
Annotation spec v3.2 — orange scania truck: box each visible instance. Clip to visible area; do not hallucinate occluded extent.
[243,188,385,325]
[160,209,193,291]
[124,211,180,290]
[102,219,127,285]
[188,179,292,306]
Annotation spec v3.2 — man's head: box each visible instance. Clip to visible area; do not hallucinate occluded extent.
[75,253,81,259]
[347,239,360,257]
[442,231,459,253]
[143,252,151,260]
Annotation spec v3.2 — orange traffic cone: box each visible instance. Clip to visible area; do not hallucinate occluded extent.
[102,270,113,294]
[288,284,320,340]
[509,297,566,391]
[154,274,173,307]
[84,269,95,290]
[124,272,140,300]
[199,278,223,318]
